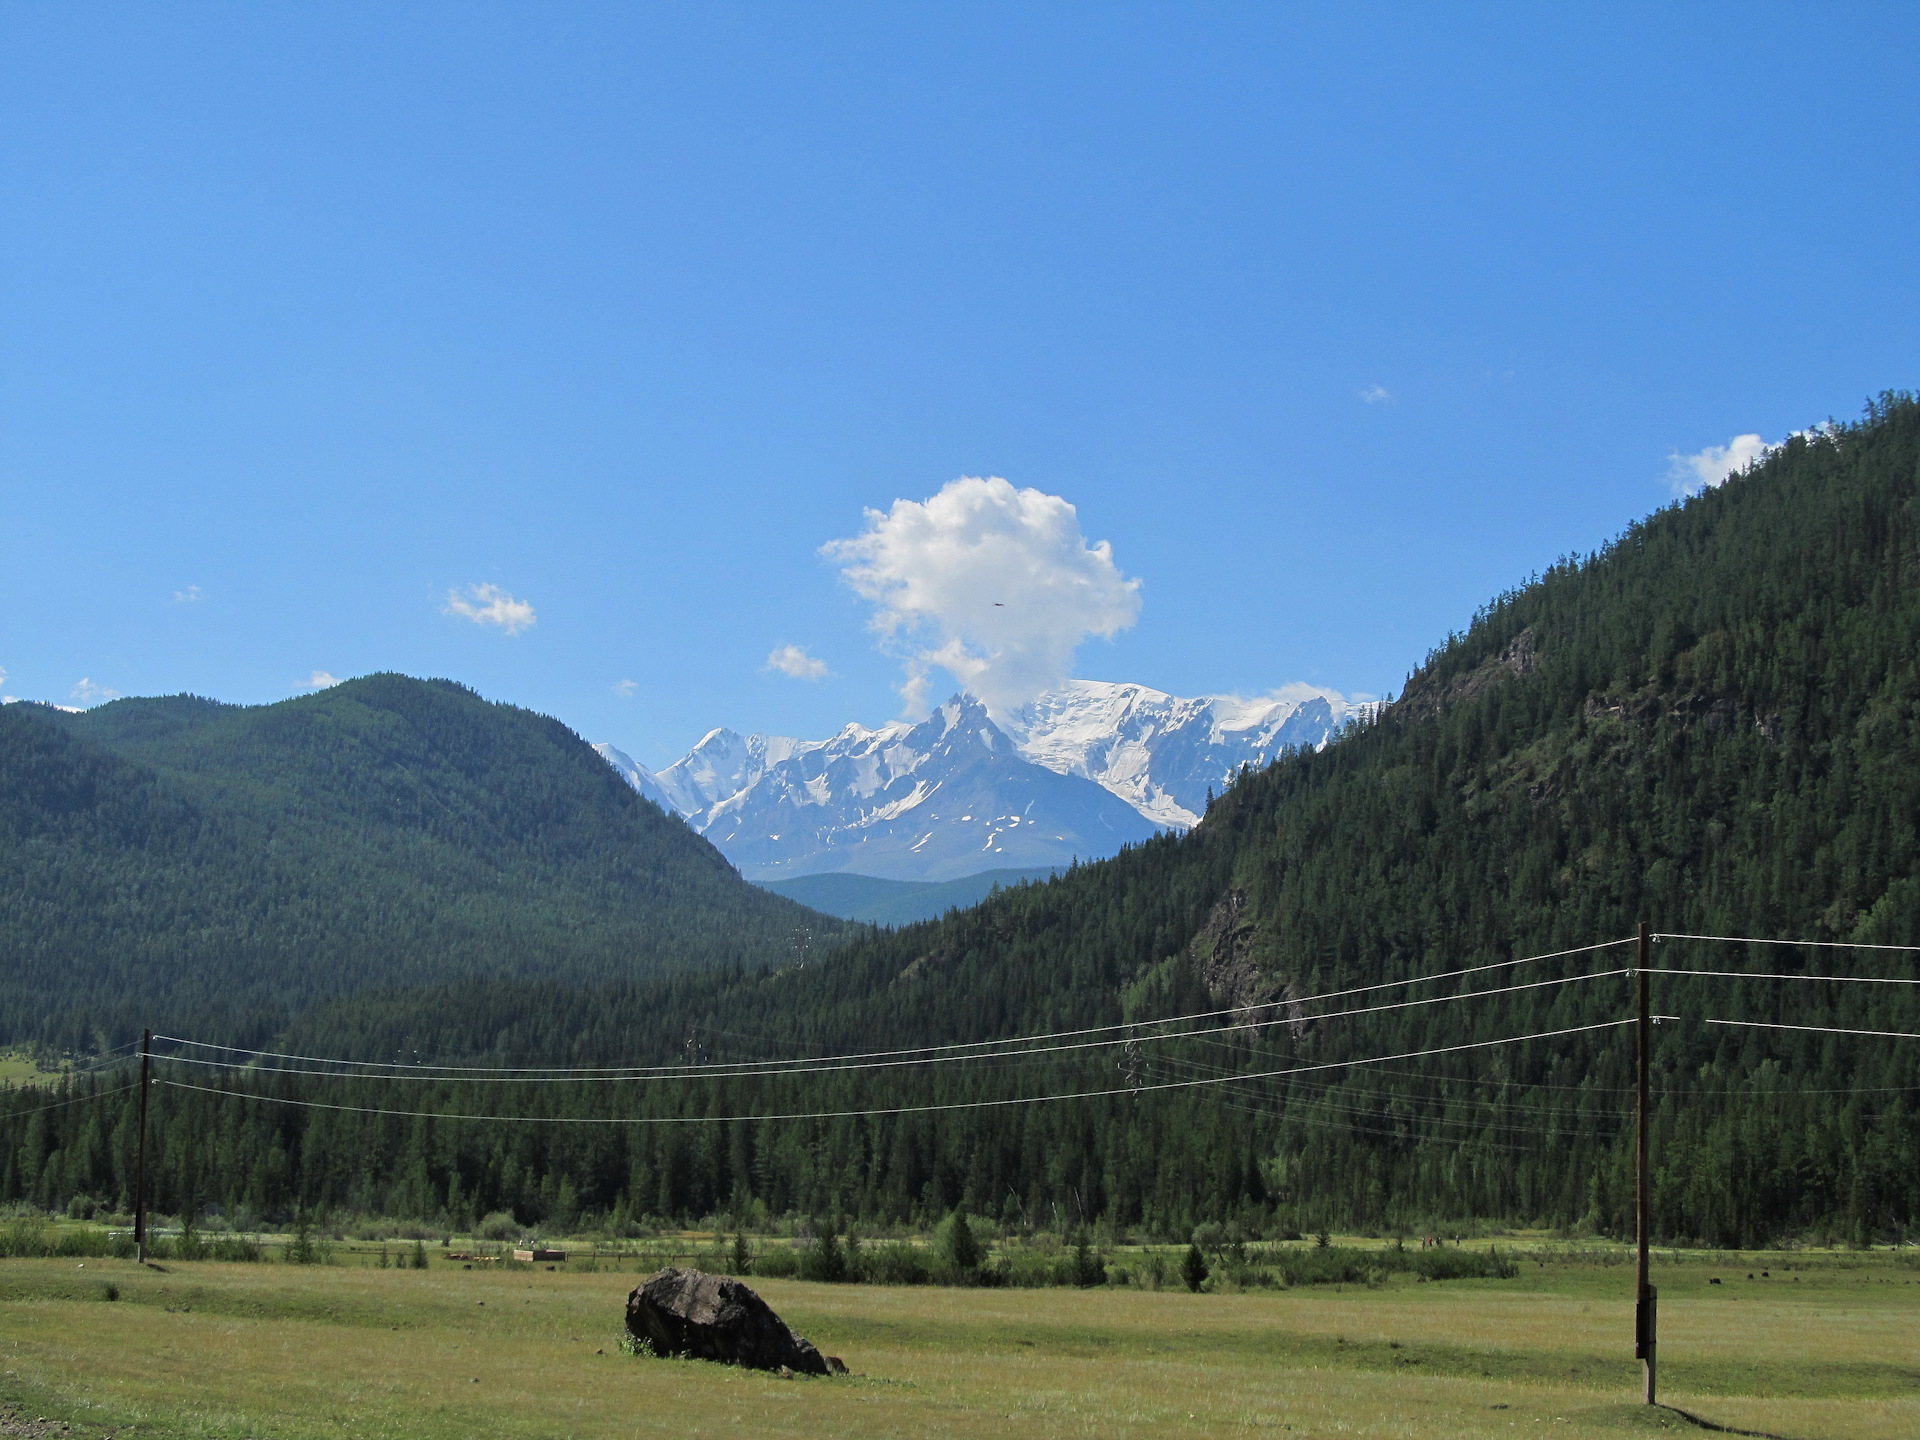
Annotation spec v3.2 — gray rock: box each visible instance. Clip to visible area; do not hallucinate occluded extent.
[625,1267,835,1375]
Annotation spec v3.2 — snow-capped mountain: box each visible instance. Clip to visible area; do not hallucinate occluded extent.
[596,680,1361,882]
[593,742,681,814]
[602,695,1156,882]
[1002,680,1360,828]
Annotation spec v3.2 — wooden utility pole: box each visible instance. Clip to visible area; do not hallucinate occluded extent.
[1635,923,1657,1405]
[135,1028,151,1265]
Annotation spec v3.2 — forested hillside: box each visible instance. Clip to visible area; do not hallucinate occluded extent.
[0,675,839,1050]
[8,397,1918,1246]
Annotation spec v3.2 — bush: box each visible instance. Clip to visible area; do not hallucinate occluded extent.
[0,1220,111,1259]
[209,1234,260,1262]
[752,1245,799,1279]
[1408,1245,1517,1281]
[994,1250,1059,1288]
[286,1218,319,1265]
[1268,1244,1518,1287]
[933,1209,982,1274]
[1181,1244,1209,1292]
[1069,1232,1106,1288]
[797,1224,848,1283]
[476,1211,520,1242]
[852,1240,930,1286]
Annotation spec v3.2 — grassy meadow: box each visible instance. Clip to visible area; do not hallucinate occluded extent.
[0,1052,70,1086]
[0,1241,1915,1439]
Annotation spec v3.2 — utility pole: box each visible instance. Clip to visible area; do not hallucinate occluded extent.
[135,1028,151,1265]
[1635,923,1657,1405]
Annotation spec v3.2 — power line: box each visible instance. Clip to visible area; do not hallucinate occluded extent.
[152,967,1634,1087]
[1704,1019,1920,1042]
[1657,932,1920,954]
[155,1017,1636,1126]
[149,935,1636,1079]
[1148,1054,1634,1138]
[1650,967,1920,986]
[0,1081,141,1118]
[1209,1092,1537,1154]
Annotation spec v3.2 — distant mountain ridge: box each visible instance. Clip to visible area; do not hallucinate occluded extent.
[1002,680,1359,827]
[603,695,1158,881]
[758,866,1062,926]
[0,674,838,1050]
[595,679,1362,880]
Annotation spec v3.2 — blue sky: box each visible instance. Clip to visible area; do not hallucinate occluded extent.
[4,4,1915,764]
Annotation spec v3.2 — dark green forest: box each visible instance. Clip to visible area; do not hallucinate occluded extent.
[0,673,840,1047]
[6,395,1919,1246]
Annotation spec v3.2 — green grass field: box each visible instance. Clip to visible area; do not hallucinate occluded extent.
[0,1052,67,1086]
[0,1247,1914,1439]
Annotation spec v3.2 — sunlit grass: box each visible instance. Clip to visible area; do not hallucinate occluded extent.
[0,1249,1913,1438]
[0,1051,66,1086]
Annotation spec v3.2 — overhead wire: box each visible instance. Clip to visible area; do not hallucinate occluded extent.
[149,934,1637,1079]
[0,1081,142,1118]
[1656,932,1920,954]
[1145,1053,1633,1139]
[1650,967,1920,986]
[155,1017,1638,1126]
[152,965,1636,1087]
[1703,1019,1920,1042]
[1208,1093,1537,1154]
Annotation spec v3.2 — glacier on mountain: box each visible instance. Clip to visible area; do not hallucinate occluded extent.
[595,679,1361,882]
[1001,679,1361,828]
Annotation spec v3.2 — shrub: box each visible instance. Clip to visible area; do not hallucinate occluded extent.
[286,1218,319,1265]
[1408,1245,1517,1281]
[751,1245,799,1279]
[933,1209,982,1274]
[853,1240,929,1286]
[1069,1232,1106,1288]
[0,1221,111,1259]
[995,1250,1061,1288]
[476,1211,520,1242]
[174,1219,208,1262]
[1182,1244,1209,1292]
[618,1331,656,1358]
[1268,1244,1518,1287]
[209,1234,260,1262]
[798,1224,848,1283]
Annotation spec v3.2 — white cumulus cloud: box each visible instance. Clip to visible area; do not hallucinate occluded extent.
[612,679,640,697]
[764,644,830,681]
[0,667,12,704]
[1668,433,1769,497]
[70,677,120,706]
[173,585,203,603]
[300,671,343,690]
[444,583,536,635]
[823,475,1141,716]
[1360,384,1392,404]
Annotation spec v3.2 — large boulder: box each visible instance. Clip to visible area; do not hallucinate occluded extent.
[626,1267,843,1375]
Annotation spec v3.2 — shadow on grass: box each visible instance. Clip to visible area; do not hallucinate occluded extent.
[1572,1401,1798,1438]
